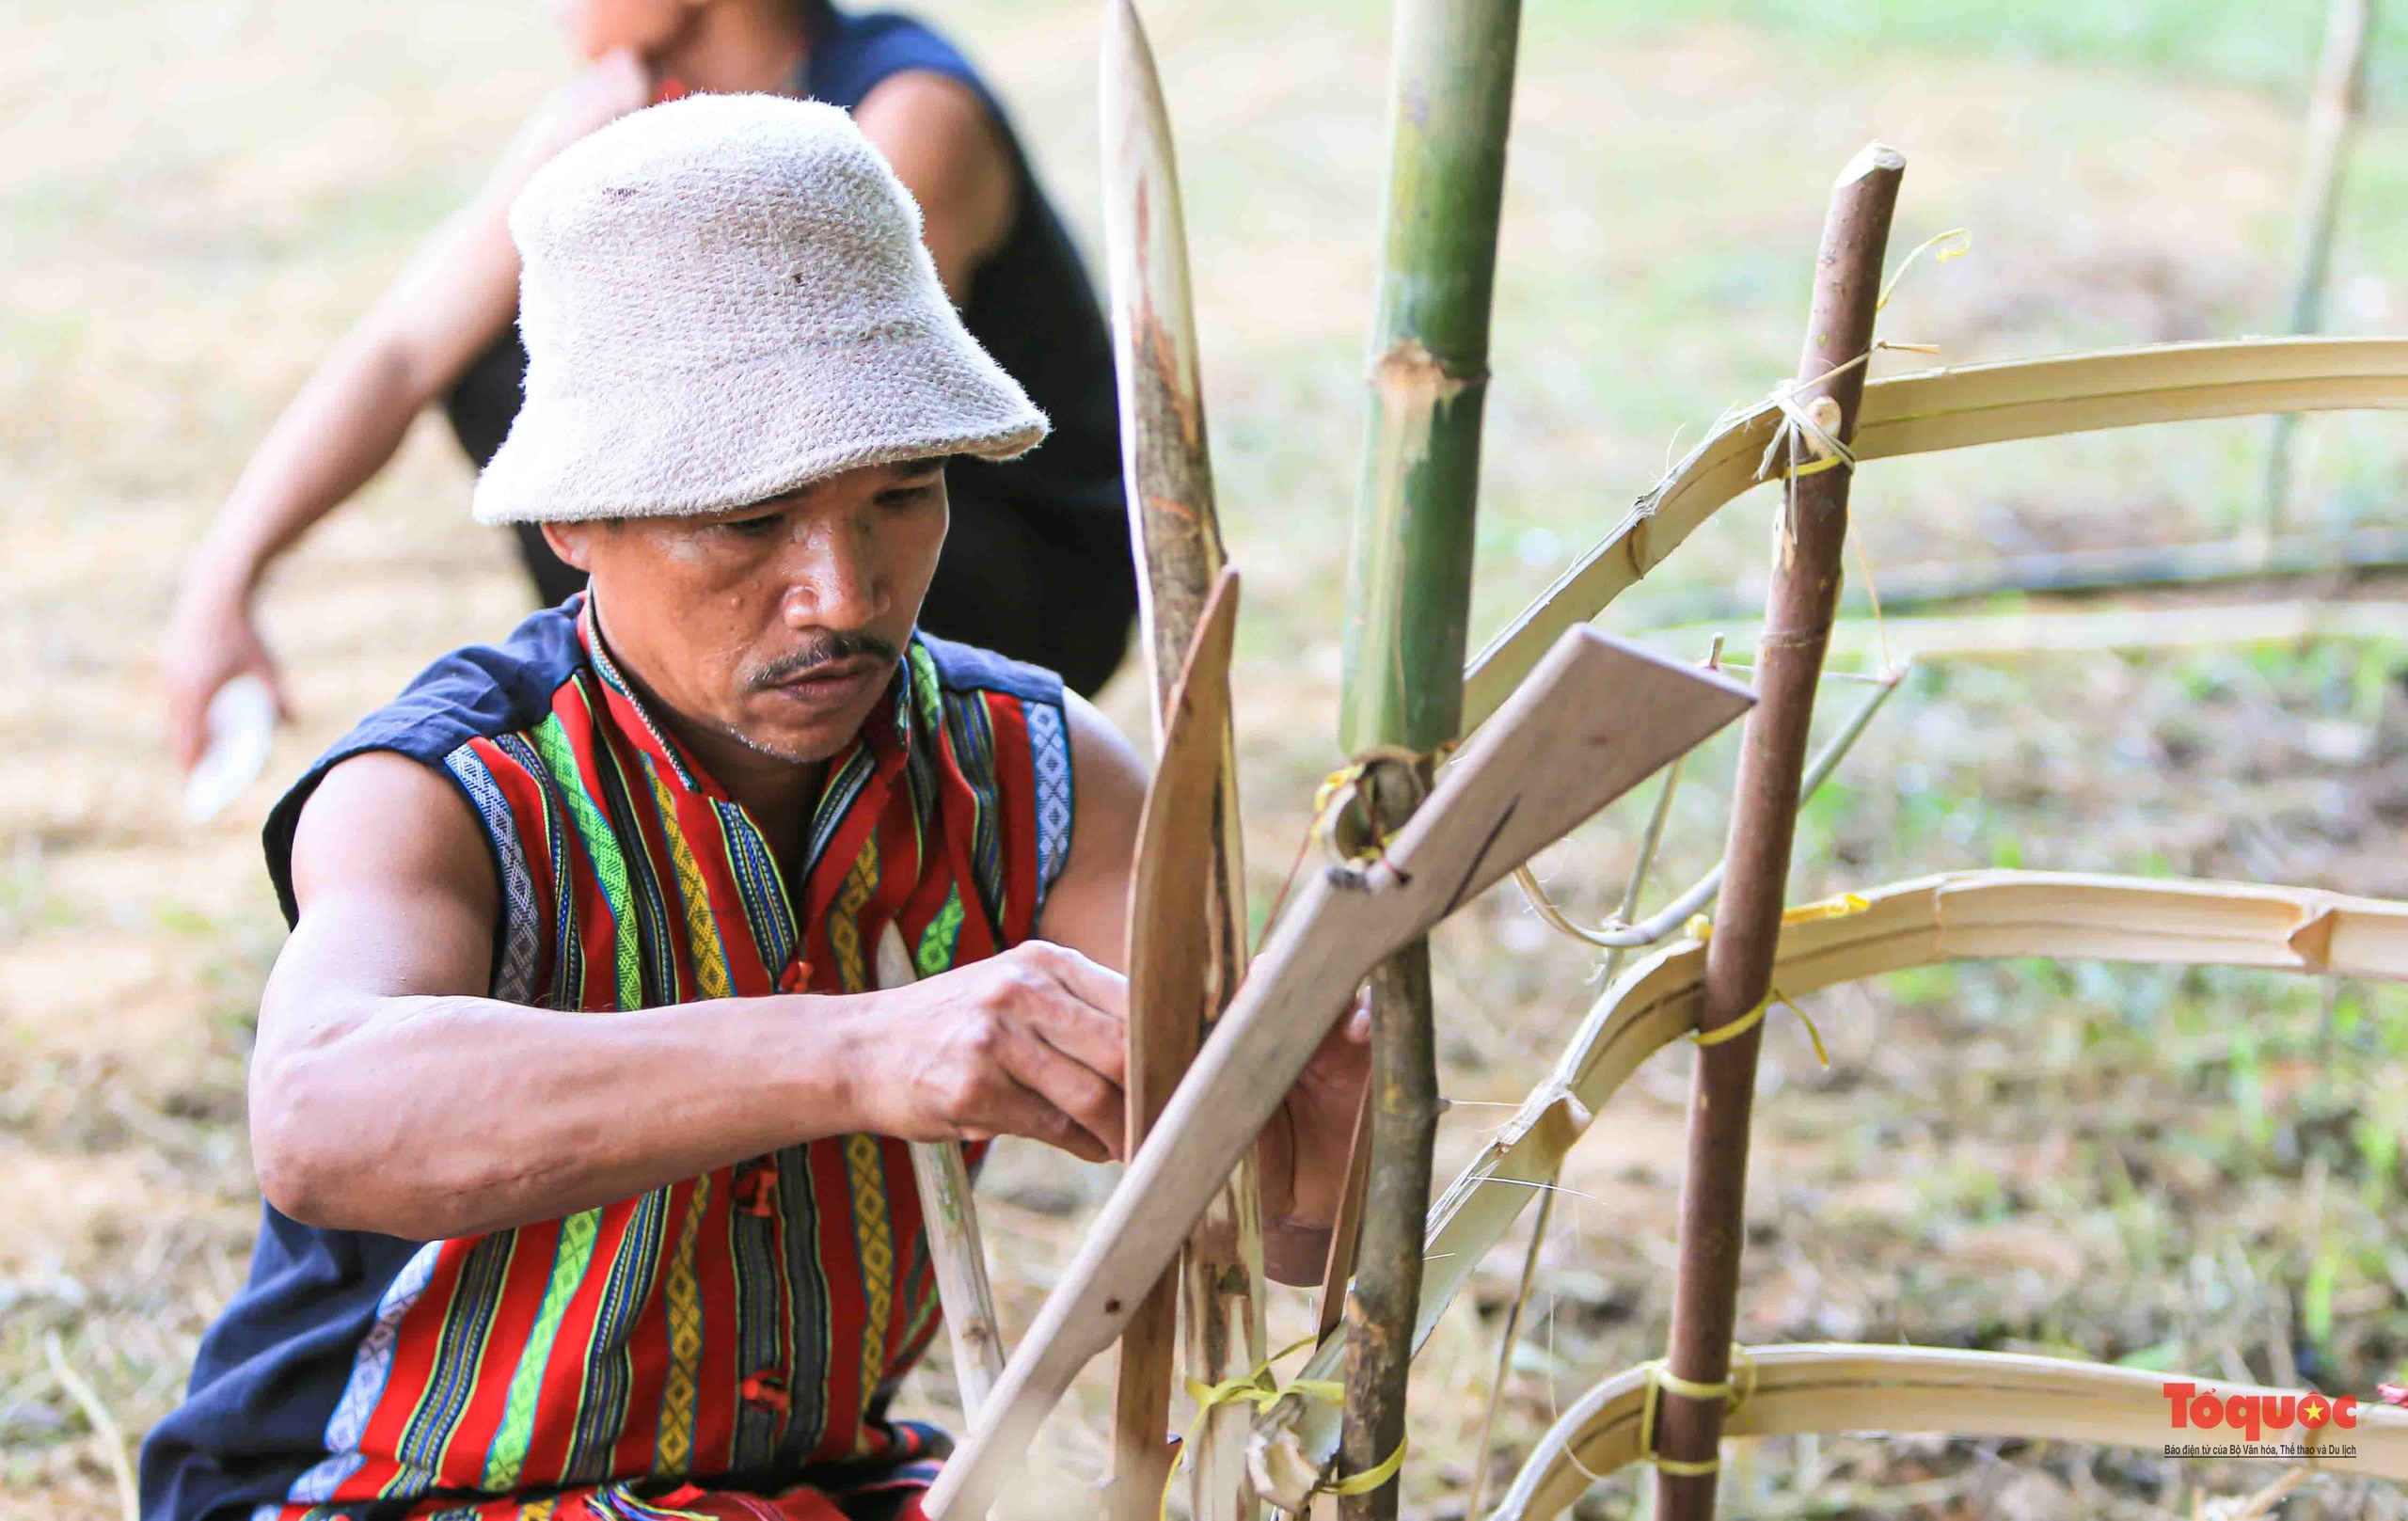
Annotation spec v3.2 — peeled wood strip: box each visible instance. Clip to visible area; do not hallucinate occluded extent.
[1464,336,2408,728]
[1101,6,1265,1515]
[1247,869,2408,1502]
[1492,1342,2408,1521]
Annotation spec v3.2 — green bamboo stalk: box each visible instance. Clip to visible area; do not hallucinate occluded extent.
[1338,2,1522,1519]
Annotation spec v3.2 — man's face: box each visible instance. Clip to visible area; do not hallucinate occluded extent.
[545,458,949,767]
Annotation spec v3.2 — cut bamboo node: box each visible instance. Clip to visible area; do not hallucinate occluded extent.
[1838,139,1908,183]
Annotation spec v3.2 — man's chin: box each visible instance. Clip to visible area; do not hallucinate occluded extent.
[727,681,892,765]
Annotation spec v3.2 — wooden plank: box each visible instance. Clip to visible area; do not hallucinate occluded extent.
[1107,568,1240,1520]
[1099,5,1264,1516]
[921,626,1755,1521]
[1494,1343,2408,1521]
[879,927,1008,1423]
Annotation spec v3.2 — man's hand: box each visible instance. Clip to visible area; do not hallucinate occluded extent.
[858,942,1129,1164]
[163,562,289,773]
[1257,994,1373,1282]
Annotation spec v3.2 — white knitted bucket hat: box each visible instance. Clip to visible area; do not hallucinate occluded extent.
[472,93,1048,525]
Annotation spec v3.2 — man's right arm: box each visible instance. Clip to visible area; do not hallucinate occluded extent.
[253,750,1130,1243]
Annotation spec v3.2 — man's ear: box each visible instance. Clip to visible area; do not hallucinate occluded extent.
[542,522,594,571]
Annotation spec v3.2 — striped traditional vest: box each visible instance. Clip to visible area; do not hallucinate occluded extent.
[141,600,1073,1521]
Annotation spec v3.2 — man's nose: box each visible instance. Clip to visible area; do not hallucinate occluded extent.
[779,516,888,628]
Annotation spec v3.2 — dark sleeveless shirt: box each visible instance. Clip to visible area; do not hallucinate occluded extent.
[443,7,1125,527]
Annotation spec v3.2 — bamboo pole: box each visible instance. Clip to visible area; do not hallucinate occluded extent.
[2265,0,2374,531]
[1338,1,1522,1517]
[1100,7,1264,1519]
[879,927,1008,1424]
[1653,142,1904,1521]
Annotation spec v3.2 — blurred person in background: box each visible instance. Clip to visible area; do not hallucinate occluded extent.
[164,0,1137,772]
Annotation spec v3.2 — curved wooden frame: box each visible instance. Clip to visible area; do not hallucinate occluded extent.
[1491,1343,2408,1521]
[1246,869,2408,1503]
[1462,336,2408,730]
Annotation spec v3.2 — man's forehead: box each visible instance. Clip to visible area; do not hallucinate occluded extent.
[738,456,948,515]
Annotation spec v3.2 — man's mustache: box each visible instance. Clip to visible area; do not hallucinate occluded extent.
[745,631,901,690]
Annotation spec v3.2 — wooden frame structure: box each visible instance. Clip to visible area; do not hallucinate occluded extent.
[906,5,2408,1518]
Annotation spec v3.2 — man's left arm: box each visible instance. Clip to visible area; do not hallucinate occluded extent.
[1037,694,1370,1286]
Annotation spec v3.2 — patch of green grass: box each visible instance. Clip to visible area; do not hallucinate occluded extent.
[1557,0,2408,106]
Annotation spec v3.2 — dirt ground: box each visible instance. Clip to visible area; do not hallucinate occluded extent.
[9,0,2408,1516]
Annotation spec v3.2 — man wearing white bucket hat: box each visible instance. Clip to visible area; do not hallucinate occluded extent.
[141,98,1369,1521]
[165,0,1141,785]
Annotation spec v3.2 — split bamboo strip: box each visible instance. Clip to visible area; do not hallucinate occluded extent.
[2265,0,2374,528]
[921,628,1754,1521]
[1630,523,2408,626]
[1492,1343,2408,1521]
[878,927,1007,1422]
[1110,569,1241,1521]
[1100,7,1263,1517]
[1464,335,2408,730]
[1656,141,1903,1521]
[1337,0,1522,1514]
[1655,598,2408,664]
[1243,869,2408,1505]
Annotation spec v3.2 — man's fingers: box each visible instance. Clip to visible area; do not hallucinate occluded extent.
[995,1024,1124,1162]
[1034,943,1128,1021]
[972,1069,1111,1164]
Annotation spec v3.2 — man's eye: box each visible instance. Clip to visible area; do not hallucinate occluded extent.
[721,514,784,538]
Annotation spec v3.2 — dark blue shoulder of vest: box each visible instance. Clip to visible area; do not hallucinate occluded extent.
[916,632,1064,709]
[805,8,992,115]
[261,601,587,927]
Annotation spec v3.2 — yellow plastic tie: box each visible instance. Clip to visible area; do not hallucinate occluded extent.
[1684,895,1863,1067]
[1631,1350,1756,1479]
[1162,1339,1405,1519]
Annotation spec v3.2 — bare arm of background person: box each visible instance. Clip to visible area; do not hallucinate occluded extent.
[164,62,1020,771]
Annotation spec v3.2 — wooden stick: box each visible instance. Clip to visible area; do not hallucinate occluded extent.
[1656,142,1903,1521]
[1492,1343,2408,1521]
[1109,568,1241,1521]
[920,628,1754,1521]
[879,927,1008,1423]
[1462,335,2408,731]
[1246,867,2408,1508]
[1101,7,1263,1517]
[1313,1089,1375,1344]
[2265,0,2374,530]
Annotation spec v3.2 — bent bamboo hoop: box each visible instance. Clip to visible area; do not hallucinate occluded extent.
[921,628,1755,1521]
[1491,1342,2408,1521]
[1463,336,2408,730]
[1245,869,2408,1502]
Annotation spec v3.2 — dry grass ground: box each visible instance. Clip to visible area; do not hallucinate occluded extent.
[9,0,2408,1516]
